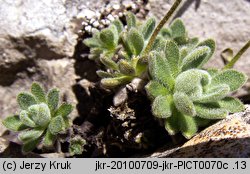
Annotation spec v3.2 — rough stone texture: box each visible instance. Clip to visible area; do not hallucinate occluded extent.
[0,0,107,134]
[150,105,250,157]
[0,0,100,62]
[0,137,9,153]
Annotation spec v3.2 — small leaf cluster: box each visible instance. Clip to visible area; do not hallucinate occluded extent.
[83,5,248,140]
[157,19,215,59]
[2,82,73,152]
[84,12,157,88]
[146,38,247,138]
[69,136,86,156]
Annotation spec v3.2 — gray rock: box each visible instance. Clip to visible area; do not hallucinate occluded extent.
[0,0,108,59]
[0,137,9,153]
[150,105,250,157]
[0,0,111,85]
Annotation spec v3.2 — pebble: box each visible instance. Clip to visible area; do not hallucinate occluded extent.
[85,26,92,32]
[89,18,95,24]
[107,14,115,21]
[92,21,99,28]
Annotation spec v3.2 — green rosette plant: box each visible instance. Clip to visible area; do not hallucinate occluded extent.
[84,12,157,88]
[84,0,249,140]
[69,136,86,156]
[145,40,248,138]
[2,82,73,152]
[83,0,207,90]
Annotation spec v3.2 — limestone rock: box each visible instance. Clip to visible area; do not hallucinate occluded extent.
[0,137,9,154]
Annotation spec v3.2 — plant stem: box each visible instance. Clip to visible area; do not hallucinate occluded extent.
[223,40,250,70]
[143,0,183,56]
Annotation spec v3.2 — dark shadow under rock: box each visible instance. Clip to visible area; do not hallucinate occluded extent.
[102,91,174,157]
[0,59,36,86]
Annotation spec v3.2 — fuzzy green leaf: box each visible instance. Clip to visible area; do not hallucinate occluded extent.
[20,110,36,127]
[63,117,71,129]
[101,76,132,89]
[218,97,245,113]
[126,12,136,30]
[173,92,196,116]
[43,129,56,147]
[195,103,228,119]
[149,51,174,89]
[112,19,123,33]
[181,46,211,71]
[169,18,186,39]
[19,129,44,143]
[109,25,119,43]
[210,69,247,92]
[28,103,51,127]
[152,95,172,118]
[145,81,170,100]
[175,69,211,97]
[96,70,113,78]
[160,28,172,38]
[120,32,133,57]
[152,36,166,52]
[22,138,40,152]
[100,56,118,70]
[164,40,180,77]
[83,37,101,47]
[99,28,116,49]
[2,115,27,131]
[127,28,144,56]
[48,115,66,135]
[197,39,215,67]
[179,47,188,61]
[47,88,59,113]
[194,117,212,127]
[90,47,103,55]
[118,59,135,75]
[88,48,103,60]
[31,82,46,103]
[195,84,230,103]
[185,37,199,50]
[180,114,198,139]
[55,103,73,118]
[69,136,86,156]
[207,68,219,77]
[141,18,156,40]
[179,38,199,62]
[17,92,37,110]
[164,110,179,135]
